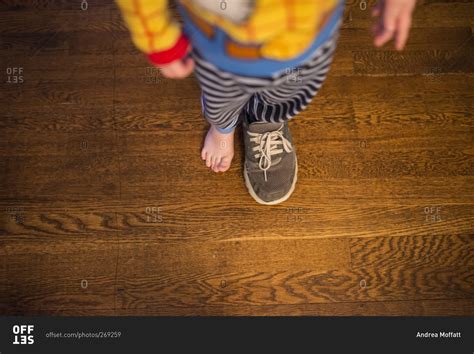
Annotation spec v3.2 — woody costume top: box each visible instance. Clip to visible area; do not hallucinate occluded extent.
[115,0,344,77]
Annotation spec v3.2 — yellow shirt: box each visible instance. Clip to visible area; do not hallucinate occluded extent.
[116,0,340,61]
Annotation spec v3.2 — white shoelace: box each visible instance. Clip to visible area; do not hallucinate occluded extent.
[247,126,293,182]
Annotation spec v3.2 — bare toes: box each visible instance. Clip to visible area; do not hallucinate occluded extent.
[217,157,230,172]
[213,158,221,172]
[219,164,230,172]
[213,158,222,172]
[206,155,212,168]
[210,156,217,169]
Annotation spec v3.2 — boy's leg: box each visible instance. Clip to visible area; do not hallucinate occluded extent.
[191,49,252,172]
[242,28,340,204]
[246,30,340,124]
[192,48,256,132]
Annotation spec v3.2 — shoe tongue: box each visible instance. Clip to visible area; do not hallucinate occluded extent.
[248,121,283,134]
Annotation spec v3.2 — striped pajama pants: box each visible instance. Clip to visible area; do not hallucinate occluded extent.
[190,24,341,133]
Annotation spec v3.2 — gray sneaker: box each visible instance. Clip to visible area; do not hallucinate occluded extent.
[243,119,298,205]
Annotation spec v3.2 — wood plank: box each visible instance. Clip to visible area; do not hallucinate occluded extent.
[0,6,117,34]
[115,131,473,179]
[0,106,116,131]
[353,39,474,75]
[116,237,351,274]
[342,2,474,29]
[113,298,474,316]
[109,235,472,311]
[1,73,114,107]
[350,234,474,269]
[35,298,474,316]
[0,130,121,200]
[113,267,471,308]
[0,237,117,314]
[1,199,473,240]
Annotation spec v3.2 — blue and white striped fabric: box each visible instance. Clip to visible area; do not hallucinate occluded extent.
[190,22,341,133]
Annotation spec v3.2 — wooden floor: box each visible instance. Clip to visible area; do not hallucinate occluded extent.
[0,0,473,316]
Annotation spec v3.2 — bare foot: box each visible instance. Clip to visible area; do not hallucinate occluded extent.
[201,125,234,172]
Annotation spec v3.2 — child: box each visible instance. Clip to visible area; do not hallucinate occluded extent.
[116,0,416,205]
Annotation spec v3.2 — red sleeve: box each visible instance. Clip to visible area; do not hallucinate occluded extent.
[147,34,190,65]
